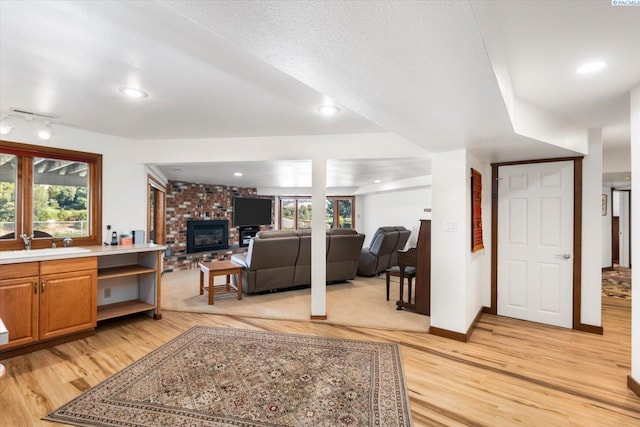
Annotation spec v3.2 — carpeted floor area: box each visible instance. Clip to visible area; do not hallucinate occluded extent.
[162,269,429,332]
[602,266,631,299]
[44,326,413,426]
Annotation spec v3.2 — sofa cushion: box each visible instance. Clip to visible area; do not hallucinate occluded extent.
[327,228,358,235]
[256,230,298,239]
[326,232,365,282]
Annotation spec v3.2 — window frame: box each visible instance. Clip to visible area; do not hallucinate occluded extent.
[278,195,355,230]
[0,140,103,250]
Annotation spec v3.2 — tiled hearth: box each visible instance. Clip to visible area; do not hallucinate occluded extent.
[164,180,271,271]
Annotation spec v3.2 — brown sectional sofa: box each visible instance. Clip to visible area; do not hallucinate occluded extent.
[231,229,365,294]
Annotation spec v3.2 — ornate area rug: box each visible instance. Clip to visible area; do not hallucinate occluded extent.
[44,326,412,426]
[602,267,632,299]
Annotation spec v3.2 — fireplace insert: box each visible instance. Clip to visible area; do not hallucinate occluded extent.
[187,220,229,253]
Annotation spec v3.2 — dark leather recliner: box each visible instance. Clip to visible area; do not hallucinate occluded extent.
[357,226,411,276]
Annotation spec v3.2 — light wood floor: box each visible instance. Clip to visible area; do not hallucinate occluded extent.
[0,297,638,426]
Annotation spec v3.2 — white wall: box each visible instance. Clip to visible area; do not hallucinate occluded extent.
[602,186,612,268]
[467,152,492,313]
[581,130,603,327]
[4,125,429,240]
[603,145,632,174]
[356,187,431,247]
[3,122,148,243]
[630,83,639,383]
[430,149,489,334]
[136,132,427,164]
[619,191,631,268]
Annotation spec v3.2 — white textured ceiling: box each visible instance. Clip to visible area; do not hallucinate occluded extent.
[159,0,514,151]
[472,0,640,150]
[157,158,431,190]
[1,1,637,188]
[0,1,382,139]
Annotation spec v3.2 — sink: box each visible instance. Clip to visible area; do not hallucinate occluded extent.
[0,247,91,259]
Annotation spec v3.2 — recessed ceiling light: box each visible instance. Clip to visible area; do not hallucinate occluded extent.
[576,61,606,74]
[119,87,149,98]
[624,176,631,180]
[317,104,340,115]
[234,172,243,177]
[172,167,182,172]
[373,179,382,184]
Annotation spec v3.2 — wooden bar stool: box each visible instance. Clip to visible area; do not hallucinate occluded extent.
[385,266,416,303]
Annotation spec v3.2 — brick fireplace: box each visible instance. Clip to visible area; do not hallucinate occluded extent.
[164,181,271,271]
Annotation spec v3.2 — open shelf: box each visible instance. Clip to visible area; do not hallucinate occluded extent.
[97,300,155,321]
[98,264,156,280]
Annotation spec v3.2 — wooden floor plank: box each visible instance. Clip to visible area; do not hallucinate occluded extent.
[0,297,637,426]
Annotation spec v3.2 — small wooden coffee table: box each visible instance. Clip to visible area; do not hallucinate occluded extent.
[198,261,243,305]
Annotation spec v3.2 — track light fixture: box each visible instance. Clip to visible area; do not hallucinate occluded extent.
[38,122,53,140]
[0,115,14,135]
[0,109,59,140]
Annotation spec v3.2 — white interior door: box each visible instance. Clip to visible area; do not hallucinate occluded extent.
[497,161,574,328]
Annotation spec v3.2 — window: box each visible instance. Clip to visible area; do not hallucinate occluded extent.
[0,153,17,238]
[32,157,90,238]
[297,199,312,229]
[0,140,102,249]
[281,199,296,229]
[279,196,355,230]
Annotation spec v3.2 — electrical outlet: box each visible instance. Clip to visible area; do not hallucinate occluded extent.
[104,288,111,298]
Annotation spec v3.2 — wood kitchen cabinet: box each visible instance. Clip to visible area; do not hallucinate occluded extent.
[0,244,164,356]
[39,257,97,340]
[0,263,39,350]
[0,258,97,351]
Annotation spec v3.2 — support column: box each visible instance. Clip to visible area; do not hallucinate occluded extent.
[310,158,327,319]
[581,129,603,328]
[430,150,468,335]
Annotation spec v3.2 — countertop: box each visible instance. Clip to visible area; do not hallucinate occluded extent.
[0,243,167,265]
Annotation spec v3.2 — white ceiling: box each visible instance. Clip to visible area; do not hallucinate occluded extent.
[157,158,431,190]
[1,1,637,188]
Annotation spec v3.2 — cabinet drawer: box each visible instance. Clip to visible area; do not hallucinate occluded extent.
[0,262,39,280]
[41,257,97,275]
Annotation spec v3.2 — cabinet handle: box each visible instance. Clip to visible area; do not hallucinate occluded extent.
[41,281,45,293]
[34,282,38,294]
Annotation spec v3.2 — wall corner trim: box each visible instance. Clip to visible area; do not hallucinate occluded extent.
[430,309,483,342]
[627,375,640,399]
[579,323,604,335]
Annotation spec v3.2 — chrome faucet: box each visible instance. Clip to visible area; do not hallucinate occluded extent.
[20,233,33,251]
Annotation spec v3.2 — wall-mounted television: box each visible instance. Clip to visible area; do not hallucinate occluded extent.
[233,197,273,227]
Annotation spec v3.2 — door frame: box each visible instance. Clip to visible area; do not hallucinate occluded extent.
[488,156,589,331]
[147,175,166,245]
[612,189,632,268]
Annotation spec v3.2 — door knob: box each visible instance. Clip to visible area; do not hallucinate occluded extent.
[555,253,571,260]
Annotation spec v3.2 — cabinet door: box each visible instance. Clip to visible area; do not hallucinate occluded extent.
[39,270,97,340]
[0,276,39,349]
